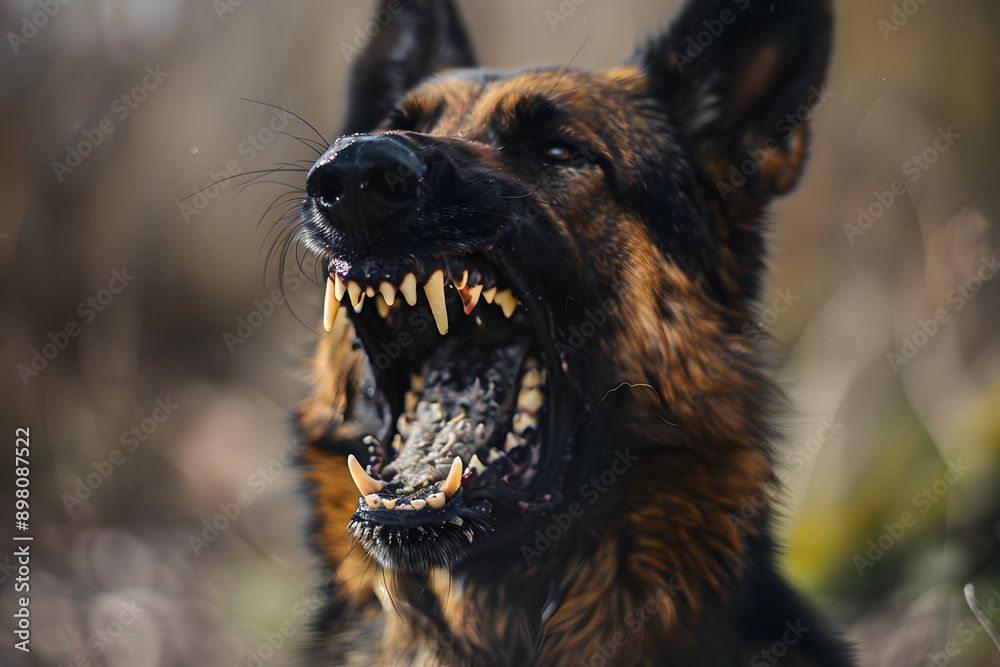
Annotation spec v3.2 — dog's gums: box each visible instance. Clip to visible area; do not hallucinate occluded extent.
[312,246,564,572]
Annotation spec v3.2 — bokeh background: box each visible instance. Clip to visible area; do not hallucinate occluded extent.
[0,0,998,665]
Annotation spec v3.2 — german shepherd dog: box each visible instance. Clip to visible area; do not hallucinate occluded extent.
[292,0,852,664]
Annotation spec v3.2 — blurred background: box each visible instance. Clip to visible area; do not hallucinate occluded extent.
[0,0,998,665]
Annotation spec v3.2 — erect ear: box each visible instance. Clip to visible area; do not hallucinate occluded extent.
[341,0,476,135]
[637,0,833,203]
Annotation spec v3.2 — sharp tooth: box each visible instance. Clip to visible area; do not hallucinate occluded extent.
[381,498,397,510]
[348,455,386,495]
[454,270,469,290]
[364,494,381,508]
[426,492,446,509]
[404,391,419,416]
[494,289,518,318]
[353,294,365,313]
[347,281,363,307]
[468,454,486,474]
[365,285,376,298]
[518,388,545,413]
[424,269,448,335]
[487,449,504,463]
[375,294,390,318]
[440,457,463,497]
[410,373,425,393]
[505,432,525,452]
[513,412,537,435]
[483,286,497,304]
[460,284,483,315]
[521,369,542,388]
[379,281,396,306]
[323,277,341,332]
[332,275,347,300]
[411,498,427,510]
[401,273,418,306]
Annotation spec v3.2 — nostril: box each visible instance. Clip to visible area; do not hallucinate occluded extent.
[365,168,419,205]
[307,168,345,208]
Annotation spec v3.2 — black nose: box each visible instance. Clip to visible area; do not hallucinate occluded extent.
[306,134,425,242]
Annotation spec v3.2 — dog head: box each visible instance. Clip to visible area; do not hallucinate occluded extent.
[295,0,832,588]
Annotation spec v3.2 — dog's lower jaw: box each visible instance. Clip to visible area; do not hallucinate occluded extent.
[307,446,776,666]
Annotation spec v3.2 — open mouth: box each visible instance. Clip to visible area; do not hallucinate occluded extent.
[321,251,567,572]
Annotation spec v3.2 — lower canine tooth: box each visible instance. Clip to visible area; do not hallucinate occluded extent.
[440,457,463,497]
[424,269,449,335]
[401,273,418,306]
[494,289,518,318]
[426,492,446,509]
[347,454,385,495]
[379,281,396,306]
[323,278,340,332]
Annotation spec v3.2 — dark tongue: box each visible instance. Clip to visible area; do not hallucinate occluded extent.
[385,339,527,490]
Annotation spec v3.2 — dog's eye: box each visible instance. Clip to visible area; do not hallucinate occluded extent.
[539,141,574,163]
